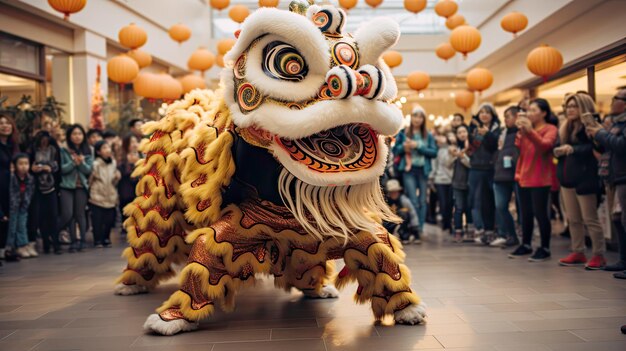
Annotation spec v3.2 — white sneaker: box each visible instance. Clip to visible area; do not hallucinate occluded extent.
[489,237,507,247]
[17,246,31,258]
[27,243,38,257]
[0,248,5,260]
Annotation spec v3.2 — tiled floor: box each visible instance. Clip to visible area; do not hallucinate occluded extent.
[1,225,625,351]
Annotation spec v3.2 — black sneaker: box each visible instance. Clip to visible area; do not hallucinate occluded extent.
[613,271,626,280]
[605,260,626,272]
[508,244,532,258]
[529,247,551,262]
[503,236,520,248]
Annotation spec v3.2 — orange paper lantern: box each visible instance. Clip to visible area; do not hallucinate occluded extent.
[107,55,139,85]
[446,14,465,30]
[169,23,192,44]
[435,43,456,61]
[382,51,403,69]
[466,67,493,93]
[159,74,183,101]
[216,54,225,68]
[407,71,430,92]
[526,44,563,81]
[501,12,528,37]
[48,0,86,20]
[339,0,358,10]
[133,72,160,98]
[180,74,207,93]
[119,23,147,50]
[259,0,279,7]
[450,25,481,58]
[404,0,426,14]
[188,47,215,73]
[365,0,383,9]
[127,49,152,69]
[455,90,475,111]
[229,5,250,24]
[217,38,236,55]
[209,0,230,11]
[434,0,458,18]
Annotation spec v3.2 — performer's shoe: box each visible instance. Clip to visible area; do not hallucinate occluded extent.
[114,283,149,296]
[394,302,427,325]
[143,313,198,336]
[302,285,339,299]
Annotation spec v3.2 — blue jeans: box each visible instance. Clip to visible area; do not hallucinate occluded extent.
[402,167,427,231]
[494,181,518,239]
[468,169,495,231]
[7,209,28,248]
[453,188,473,231]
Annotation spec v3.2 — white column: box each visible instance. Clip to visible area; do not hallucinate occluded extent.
[69,30,107,127]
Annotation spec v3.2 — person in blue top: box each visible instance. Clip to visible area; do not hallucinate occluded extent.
[393,106,438,234]
[58,124,93,253]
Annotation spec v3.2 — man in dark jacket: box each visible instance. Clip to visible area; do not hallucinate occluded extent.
[587,88,626,278]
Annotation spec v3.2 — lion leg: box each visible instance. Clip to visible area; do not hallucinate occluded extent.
[114,213,189,296]
[144,212,270,335]
[335,230,426,325]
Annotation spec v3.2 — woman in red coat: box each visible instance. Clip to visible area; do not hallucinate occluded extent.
[509,98,558,262]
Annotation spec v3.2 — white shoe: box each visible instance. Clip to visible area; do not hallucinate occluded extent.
[143,313,199,336]
[489,237,507,247]
[302,285,339,299]
[27,242,38,257]
[394,302,427,325]
[0,248,5,260]
[114,283,149,296]
[17,246,31,258]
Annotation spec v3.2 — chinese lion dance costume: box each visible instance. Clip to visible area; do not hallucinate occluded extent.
[114,1,426,335]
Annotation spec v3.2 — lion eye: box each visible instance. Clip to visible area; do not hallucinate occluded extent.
[262,41,308,81]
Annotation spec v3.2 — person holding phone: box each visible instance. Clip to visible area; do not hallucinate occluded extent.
[509,98,558,262]
[467,103,501,245]
[555,93,605,269]
[59,124,93,253]
[587,88,626,278]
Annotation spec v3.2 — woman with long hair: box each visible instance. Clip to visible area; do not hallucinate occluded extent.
[467,103,501,244]
[392,106,438,238]
[510,98,558,261]
[555,93,605,269]
[117,134,140,236]
[58,124,93,252]
[0,114,20,261]
[451,124,473,242]
[28,131,62,255]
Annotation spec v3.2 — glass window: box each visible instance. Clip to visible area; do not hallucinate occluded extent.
[0,72,38,105]
[0,34,40,76]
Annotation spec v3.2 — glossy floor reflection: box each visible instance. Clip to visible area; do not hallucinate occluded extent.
[1,225,625,351]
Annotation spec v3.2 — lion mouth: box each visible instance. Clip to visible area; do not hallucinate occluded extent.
[275,123,379,173]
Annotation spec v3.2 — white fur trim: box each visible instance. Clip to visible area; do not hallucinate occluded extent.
[325,65,357,99]
[225,8,330,77]
[394,302,427,325]
[354,17,400,66]
[241,35,326,102]
[143,313,199,336]
[270,136,389,187]
[114,283,148,296]
[302,285,340,298]
[358,64,385,100]
[378,58,398,101]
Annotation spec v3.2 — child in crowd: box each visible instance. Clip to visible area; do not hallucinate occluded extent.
[118,134,141,236]
[383,179,420,245]
[6,153,35,260]
[89,141,120,248]
[451,124,473,242]
[491,106,521,248]
[430,133,455,234]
